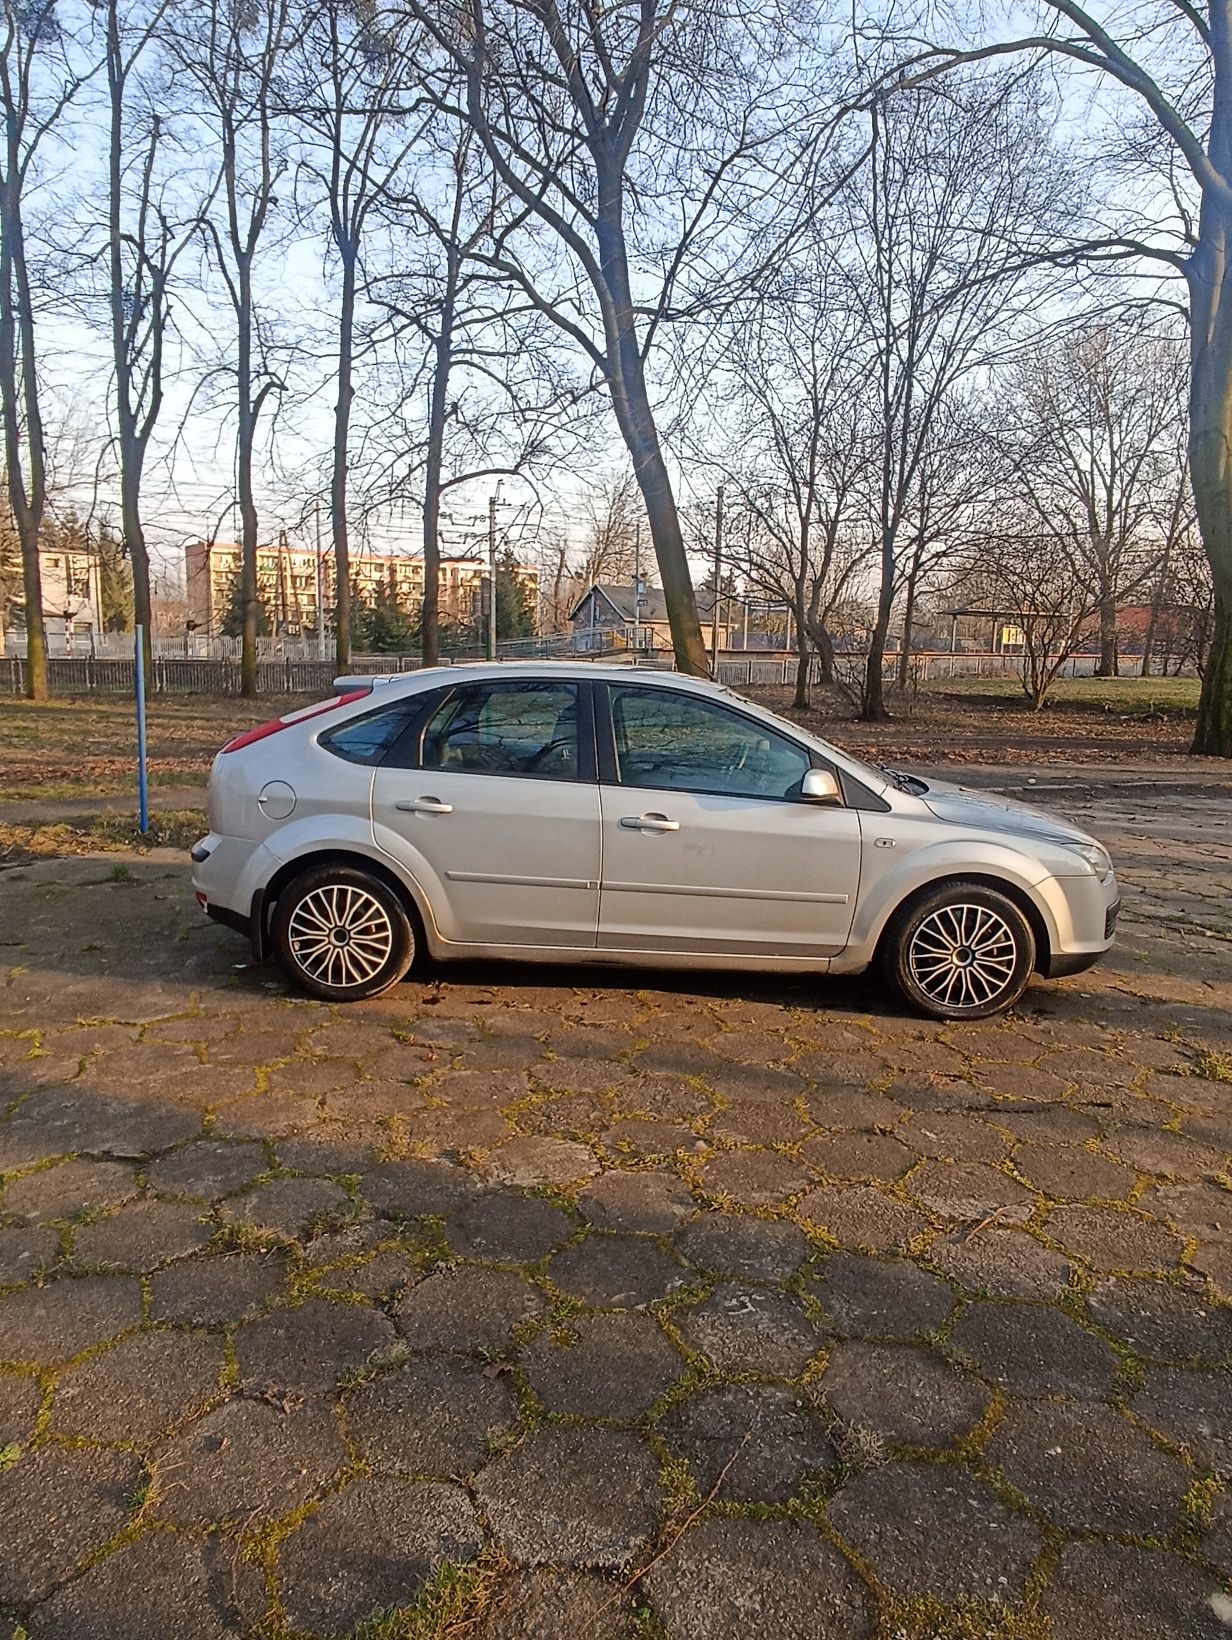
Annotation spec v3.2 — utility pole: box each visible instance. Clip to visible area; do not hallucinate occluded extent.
[632,516,641,657]
[486,481,503,661]
[315,498,325,660]
[710,484,724,674]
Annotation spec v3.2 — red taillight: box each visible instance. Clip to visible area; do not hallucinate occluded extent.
[220,689,370,753]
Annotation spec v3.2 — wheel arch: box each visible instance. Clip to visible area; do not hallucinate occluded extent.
[874,871,1052,975]
[253,848,431,961]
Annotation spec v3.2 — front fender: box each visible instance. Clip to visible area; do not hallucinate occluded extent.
[844,836,1063,969]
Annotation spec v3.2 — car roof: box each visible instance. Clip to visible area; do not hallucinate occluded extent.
[338,662,724,696]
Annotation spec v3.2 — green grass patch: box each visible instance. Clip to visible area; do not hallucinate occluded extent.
[925,675,1200,714]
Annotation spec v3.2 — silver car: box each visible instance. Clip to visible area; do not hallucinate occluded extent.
[190,663,1119,1019]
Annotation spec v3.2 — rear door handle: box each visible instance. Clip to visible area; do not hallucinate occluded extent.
[395,797,453,815]
[620,813,679,832]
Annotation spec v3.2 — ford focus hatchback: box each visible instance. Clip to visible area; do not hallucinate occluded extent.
[191,664,1118,1019]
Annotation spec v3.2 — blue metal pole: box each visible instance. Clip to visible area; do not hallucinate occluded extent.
[134,624,149,834]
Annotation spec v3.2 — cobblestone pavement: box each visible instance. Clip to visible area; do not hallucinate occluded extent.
[1,774,1231,1639]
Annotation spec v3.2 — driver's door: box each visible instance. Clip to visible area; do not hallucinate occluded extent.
[596,683,862,957]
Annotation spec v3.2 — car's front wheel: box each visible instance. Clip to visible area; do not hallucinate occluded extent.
[271,865,414,1001]
[883,881,1035,1021]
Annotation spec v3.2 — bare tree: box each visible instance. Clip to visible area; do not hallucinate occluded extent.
[576,469,643,589]
[1007,317,1188,677]
[289,0,422,671]
[883,0,1232,753]
[841,73,1065,721]
[0,0,85,698]
[174,0,293,696]
[406,0,810,675]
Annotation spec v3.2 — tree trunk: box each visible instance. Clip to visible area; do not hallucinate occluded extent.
[236,258,259,699]
[0,156,48,701]
[1097,590,1118,677]
[863,548,895,721]
[594,202,706,676]
[896,572,917,691]
[792,587,810,708]
[421,251,458,670]
[1188,176,1232,754]
[331,251,356,674]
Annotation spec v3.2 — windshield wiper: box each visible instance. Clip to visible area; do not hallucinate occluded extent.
[878,763,928,795]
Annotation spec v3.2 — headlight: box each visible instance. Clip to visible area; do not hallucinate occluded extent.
[1064,842,1112,882]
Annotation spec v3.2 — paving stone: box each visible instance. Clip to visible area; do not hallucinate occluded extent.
[360,1158,483,1219]
[804,1086,909,1130]
[950,1301,1119,1399]
[643,1517,874,1640]
[828,1462,1041,1604]
[821,1341,989,1448]
[225,1176,352,1240]
[1133,1366,1232,1473]
[480,1136,599,1187]
[476,1569,637,1640]
[808,1253,953,1339]
[474,1426,661,1568]
[395,1264,543,1352]
[699,1149,811,1207]
[795,1183,928,1251]
[547,1233,686,1307]
[277,1477,481,1637]
[675,1211,808,1280]
[662,1382,837,1504]
[0,1087,203,1162]
[1104,1127,1229,1180]
[927,1227,1073,1299]
[1087,1276,1232,1363]
[992,1105,1105,1144]
[675,1284,823,1378]
[27,1530,254,1640]
[236,1297,396,1395]
[53,1328,226,1443]
[710,1094,809,1146]
[1046,1203,1184,1271]
[0,1224,59,1285]
[0,1373,39,1446]
[1042,1540,1225,1640]
[446,1192,573,1263]
[315,1246,419,1302]
[1013,1141,1136,1201]
[803,1131,915,1182]
[345,1354,516,1476]
[578,1170,695,1233]
[907,1159,1034,1223]
[987,1399,1190,1535]
[1202,1491,1232,1577]
[0,1274,142,1364]
[602,1117,699,1159]
[0,1157,136,1222]
[146,1139,268,1200]
[1143,1181,1232,1245]
[1193,1243,1232,1302]
[155,1396,348,1526]
[0,1444,140,1603]
[523,1311,681,1415]
[896,1110,1009,1163]
[148,1250,289,1325]
[72,1199,213,1272]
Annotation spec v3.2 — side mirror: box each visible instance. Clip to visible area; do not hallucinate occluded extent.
[801,767,842,804]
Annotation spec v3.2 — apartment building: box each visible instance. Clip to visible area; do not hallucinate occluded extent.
[185,539,534,637]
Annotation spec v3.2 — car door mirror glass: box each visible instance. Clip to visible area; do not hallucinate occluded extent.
[802,768,842,804]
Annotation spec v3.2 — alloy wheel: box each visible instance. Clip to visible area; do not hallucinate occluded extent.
[907,902,1019,1011]
[287,883,395,990]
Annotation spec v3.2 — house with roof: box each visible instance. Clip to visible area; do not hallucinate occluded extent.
[569,581,733,653]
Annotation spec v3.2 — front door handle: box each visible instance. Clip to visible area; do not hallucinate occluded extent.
[395,797,453,815]
[620,813,679,832]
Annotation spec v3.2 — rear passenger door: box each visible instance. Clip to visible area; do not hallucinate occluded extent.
[371,678,601,949]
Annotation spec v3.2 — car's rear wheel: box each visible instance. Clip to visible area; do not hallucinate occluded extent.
[883,881,1035,1021]
[271,866,414,1001]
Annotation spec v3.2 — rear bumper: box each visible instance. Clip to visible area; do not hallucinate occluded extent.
[192,832,267,960]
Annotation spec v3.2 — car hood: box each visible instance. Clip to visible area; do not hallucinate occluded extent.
[919,780,1096,847]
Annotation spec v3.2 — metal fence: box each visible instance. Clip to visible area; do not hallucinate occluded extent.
[3,646,1167,698]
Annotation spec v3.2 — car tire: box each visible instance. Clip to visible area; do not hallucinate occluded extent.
[270,865,414,1002]
[883,880,1035,1021]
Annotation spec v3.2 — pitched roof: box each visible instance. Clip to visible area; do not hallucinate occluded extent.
[572,582,718,622]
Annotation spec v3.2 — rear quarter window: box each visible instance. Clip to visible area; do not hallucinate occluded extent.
[319,702,420,765]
